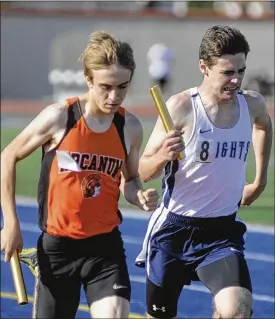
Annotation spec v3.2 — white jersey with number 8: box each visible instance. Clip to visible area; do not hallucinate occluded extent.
[161,87,252,217]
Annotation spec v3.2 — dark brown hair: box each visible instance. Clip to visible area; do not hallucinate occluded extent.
[199,25,250,67]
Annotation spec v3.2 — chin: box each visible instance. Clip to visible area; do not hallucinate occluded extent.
[105,105,119,113]
[221,92,237,101]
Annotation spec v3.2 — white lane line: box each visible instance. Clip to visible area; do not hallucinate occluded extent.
[130,275,275,303]
[15,196,275,235]
[1,255,275,303]
[4,222,274,263]
[1,256,274,303]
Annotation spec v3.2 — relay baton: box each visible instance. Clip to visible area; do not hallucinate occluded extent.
[10,251,28,305]
[150,85,185,160]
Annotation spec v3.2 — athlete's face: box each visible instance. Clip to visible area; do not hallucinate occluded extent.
[86,65,131,114]
[200,53,247,102]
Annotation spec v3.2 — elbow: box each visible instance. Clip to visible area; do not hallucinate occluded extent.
[138,167,152,183]
[1,148,17,170]
[141,174,152,183]
[138,160,150,183]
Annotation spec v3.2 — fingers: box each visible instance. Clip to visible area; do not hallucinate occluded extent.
[141,189,159,212]
[137,189,147,206]
[5,250,13,263]
[1,243,23,262]
[166,130,183,138]
[143,189,159,201]
[165,136,183,147]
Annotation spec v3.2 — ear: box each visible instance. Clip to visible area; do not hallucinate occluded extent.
[199,59,208,76]
[85,76,93,89]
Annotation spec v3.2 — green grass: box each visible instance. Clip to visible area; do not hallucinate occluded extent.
[1,125,274,225]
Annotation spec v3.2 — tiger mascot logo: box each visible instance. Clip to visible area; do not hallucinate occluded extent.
[81,173,102,198]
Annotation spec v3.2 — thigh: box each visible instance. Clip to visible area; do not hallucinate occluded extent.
[146,248,192,318]
[34,233,82,319]
[146,276,184,319]
[33,273,81,319]
[90,296,130,319]
[197,254,252,297]
[81,229,131,306]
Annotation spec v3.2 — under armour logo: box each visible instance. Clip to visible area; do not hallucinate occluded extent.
[152,304,166,312]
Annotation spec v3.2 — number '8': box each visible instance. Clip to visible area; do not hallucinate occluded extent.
[200,141,210,161]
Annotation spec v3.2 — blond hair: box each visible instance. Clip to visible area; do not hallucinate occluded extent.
[80,30,136,80]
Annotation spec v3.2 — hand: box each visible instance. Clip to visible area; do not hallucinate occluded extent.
[137,188,159,212]
[241,182,266,206]
[1,220,23,262]
[159,130,185,161]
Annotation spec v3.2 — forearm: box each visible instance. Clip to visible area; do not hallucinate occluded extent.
[139,152,169,183]
[122,177,144,208]
[253,118,273,186]
[1,154,18,224]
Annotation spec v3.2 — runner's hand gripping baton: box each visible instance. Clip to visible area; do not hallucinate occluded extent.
[150,85,185,160]
[10,251,28,305]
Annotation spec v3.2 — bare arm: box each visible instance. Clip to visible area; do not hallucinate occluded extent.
[1,103,67,225]
[119,112,158,211]
[139,93,189,182]
[138,116,169,182]
[241,91,273,206]
[249,93,273,187]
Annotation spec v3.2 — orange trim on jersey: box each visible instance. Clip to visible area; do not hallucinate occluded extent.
[64,96,79,108]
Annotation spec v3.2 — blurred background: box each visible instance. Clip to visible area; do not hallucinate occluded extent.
[1,0,274,226]
[1,2,274,318]
[1,0,274,109]
[1,0,274,220]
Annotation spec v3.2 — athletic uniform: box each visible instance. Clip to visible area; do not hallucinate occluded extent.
[136,87,253,318]
[34,97,131,318]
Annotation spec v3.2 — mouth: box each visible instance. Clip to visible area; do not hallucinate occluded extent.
[105,103,119,110]
[223,87,239,92]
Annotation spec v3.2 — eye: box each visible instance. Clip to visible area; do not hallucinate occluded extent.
[118,85,127,90]
[223,71,234,76]
[101,85,111,90]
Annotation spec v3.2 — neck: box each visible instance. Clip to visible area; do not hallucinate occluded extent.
[79,92,114,124]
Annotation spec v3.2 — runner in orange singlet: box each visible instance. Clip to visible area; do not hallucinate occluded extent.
[1,30,159,319]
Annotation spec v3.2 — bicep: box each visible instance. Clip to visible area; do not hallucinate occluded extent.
[252,96,272,130]
[2,104,65,161]
[121,114,144,181]
[142,116,166,156]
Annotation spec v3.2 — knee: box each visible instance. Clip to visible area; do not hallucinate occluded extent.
[214,287,252,318]
[214,309,252,319]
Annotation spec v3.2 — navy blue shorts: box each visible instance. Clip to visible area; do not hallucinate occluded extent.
[147,212,247,286]
[146,212,252,318]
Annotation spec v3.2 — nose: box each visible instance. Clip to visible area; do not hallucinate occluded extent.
[230,77,238,85]
[108,89,119,102]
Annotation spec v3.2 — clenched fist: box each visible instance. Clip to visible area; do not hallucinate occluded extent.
[1,220,23,262]
[137,188,159,212]
[159,130,185,162]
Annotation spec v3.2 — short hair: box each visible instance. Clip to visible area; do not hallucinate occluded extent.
[80,30,136,80]
[199,25,250,67]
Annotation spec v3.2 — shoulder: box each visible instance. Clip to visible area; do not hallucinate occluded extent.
[32,102,69,134]
[44,102,68,124]
[166,89,193,126]
[125,110,143,135]
[241,89,266,105]
[167,89,192,109]
[241,90,268,118]
[124,110,143,145]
